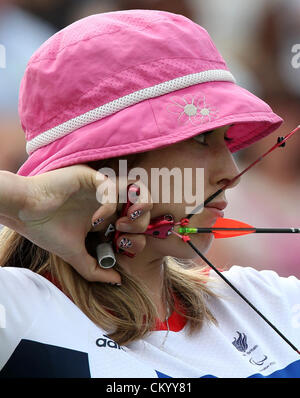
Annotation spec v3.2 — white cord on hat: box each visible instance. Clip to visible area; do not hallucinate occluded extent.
[26,69,236,155]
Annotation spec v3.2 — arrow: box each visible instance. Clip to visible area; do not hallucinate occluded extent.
[178,218,300,238]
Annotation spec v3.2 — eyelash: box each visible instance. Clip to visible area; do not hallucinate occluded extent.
[194,134,209,146]
[194,134,233,146]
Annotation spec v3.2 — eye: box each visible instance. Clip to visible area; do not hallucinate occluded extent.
[193,133,209,146]
[224,135,233,143]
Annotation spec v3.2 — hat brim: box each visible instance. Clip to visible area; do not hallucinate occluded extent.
[17,81,283,177]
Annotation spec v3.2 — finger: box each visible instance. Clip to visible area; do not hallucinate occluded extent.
[116,233,146,254]
[116,211,151,234]
[90,177,142,230]
[91,203,117,231]
[63,249,122,284]
[91,170,118,230]
[115,192,153,234]
[127,179,153,206]
[91,173,155,235]
[127,200,153,221]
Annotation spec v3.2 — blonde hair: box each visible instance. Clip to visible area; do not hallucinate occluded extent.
[0,155,219,345]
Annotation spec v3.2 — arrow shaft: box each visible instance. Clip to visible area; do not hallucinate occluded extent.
[255,228,300,233]
[178,227,300,234]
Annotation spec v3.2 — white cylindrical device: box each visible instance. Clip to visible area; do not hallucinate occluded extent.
[96,242,116,269]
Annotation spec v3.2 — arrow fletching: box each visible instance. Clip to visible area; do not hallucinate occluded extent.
[212,218,255,238]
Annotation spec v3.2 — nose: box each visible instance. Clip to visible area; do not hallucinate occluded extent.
[210,144,241,190]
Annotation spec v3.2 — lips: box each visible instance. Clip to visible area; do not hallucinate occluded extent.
[205,201,228,211]
[204,201,228,218]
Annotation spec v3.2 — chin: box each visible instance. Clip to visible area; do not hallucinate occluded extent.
[189,234,214,257]
[160,233,214,260]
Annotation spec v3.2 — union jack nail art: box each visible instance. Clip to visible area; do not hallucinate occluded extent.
[92,217,105,227]
[129,209,143,220]
[119,237,132,249]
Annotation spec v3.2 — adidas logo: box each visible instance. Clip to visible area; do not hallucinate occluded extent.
[96,334,124,350]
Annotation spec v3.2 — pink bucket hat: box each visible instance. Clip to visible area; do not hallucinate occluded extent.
[17,9,283,177]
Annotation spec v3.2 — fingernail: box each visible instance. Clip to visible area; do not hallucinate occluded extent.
[117,222,133,232]
[92,217,105,227]
[129,209,143,221]
[119,237,132,249]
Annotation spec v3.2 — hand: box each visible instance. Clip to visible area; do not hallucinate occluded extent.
[11,164,152,284]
